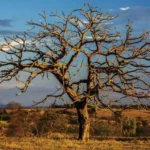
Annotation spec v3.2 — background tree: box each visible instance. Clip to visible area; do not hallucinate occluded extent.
[37,110,68,136]
[7,102,22,110]
[0,4,150,141]
[6,108,30,137]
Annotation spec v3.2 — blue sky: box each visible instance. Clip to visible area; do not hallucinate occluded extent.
[0,0,150,106]
[0,0,150,35]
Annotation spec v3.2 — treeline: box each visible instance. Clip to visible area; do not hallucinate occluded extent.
[1,101,150,109]
[0,104,150,137]
[28,104,150,109]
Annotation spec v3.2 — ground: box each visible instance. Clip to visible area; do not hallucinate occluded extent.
[0,135,150,150]
[1,107,150,149]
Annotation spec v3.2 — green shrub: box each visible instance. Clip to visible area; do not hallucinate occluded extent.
[136,121,144,136]
[123,117,136,136]
[93,121,110,136]
[37,111,68,136]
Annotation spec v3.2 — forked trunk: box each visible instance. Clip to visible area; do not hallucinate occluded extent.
[75,100,90,141]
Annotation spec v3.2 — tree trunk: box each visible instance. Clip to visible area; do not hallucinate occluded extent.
[75,100,90,141]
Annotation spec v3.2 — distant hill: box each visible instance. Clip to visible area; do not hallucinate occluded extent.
[0,104,6,108]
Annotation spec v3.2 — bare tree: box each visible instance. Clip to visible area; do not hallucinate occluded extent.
[0,4,150,141]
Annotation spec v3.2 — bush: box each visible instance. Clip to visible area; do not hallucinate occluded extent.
[92,121,110,136]
[6,102,22,110]
[136,119,149,136]
[37,111,68,136]
[136,121,144,136]
[123,117,136,136]
[6,109,32,137]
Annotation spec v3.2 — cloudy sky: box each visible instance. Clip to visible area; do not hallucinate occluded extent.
[0,0,150,106]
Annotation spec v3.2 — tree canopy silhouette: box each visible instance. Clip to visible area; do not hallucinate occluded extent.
[0,4,150,141]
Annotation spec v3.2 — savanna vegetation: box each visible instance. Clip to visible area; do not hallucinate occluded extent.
[0,4,150,141]
[0,103,150,149]
[0,3,150,149]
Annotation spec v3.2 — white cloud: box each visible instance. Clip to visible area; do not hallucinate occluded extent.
[120,7,130,11]
[104,22,114,25]
[0,81,34,89]
[85,36,93,40]
[81,20,89,24]
[108,9,114,12]
[0,40,31,52]
[1,41,22,51]
[70,19,89,28]
[85,36,102,40]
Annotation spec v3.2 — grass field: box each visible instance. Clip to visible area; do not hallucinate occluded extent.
[1,108,150,149]
[0,135,150,150]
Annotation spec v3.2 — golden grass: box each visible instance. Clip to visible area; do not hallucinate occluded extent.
[0,135,150,150]
[66,108,150,119]
[1,108,150,149]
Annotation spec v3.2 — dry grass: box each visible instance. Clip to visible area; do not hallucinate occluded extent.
[66,108,150,118]
[96,109,150,120]
[123,109,150,120]
[0,135,150,150]
[1,108,150,149]
[5,108,150,120]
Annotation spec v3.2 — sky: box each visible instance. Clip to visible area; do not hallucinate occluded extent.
[0,0,150,106]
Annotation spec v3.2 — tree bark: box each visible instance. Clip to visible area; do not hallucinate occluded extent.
[75,100,90,141]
